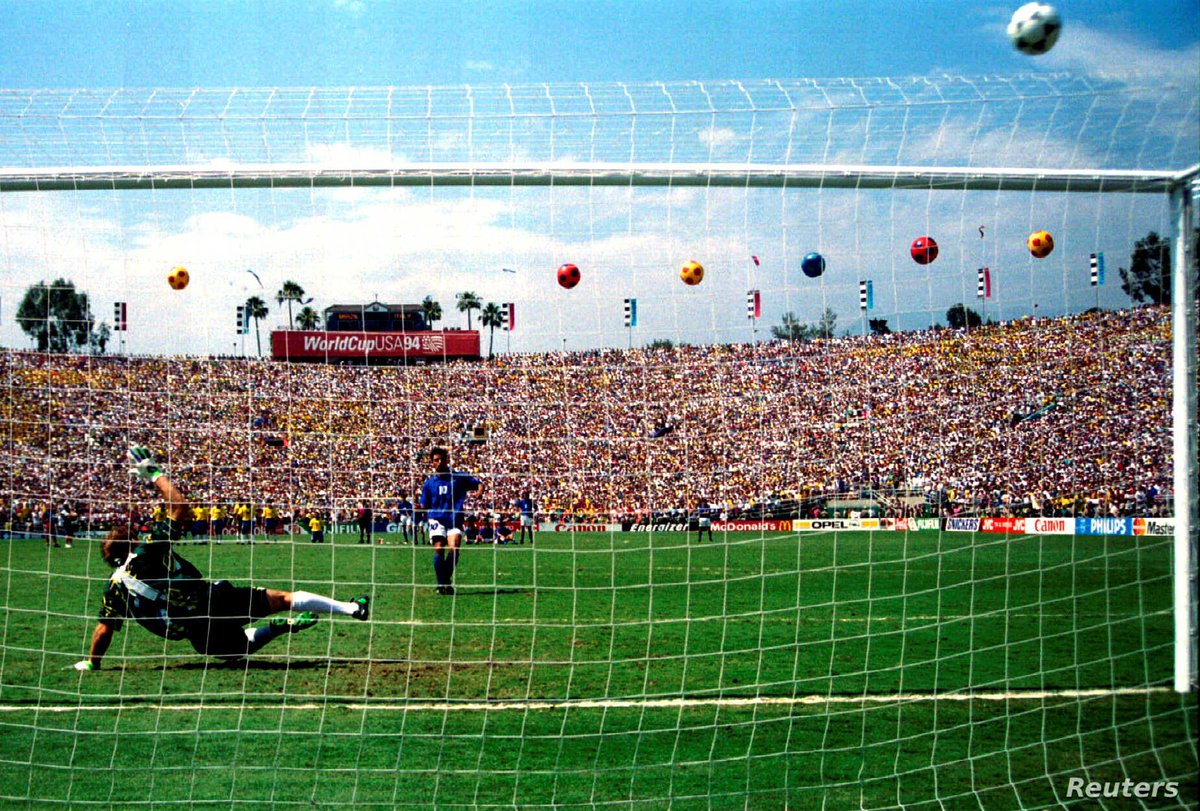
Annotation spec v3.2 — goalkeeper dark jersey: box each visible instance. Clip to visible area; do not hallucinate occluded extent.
[98,521,208,640]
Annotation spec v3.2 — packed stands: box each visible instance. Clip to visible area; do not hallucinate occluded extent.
[0,306,1174,531]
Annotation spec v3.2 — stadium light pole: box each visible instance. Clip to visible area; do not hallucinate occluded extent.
[1170,175,1198,694]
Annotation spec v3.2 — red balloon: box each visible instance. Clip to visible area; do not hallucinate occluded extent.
[557,263,581,289]
[910,236,939,265]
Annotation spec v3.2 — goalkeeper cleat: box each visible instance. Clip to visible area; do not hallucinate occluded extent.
[270,611,318,634]
[351,595,370,621]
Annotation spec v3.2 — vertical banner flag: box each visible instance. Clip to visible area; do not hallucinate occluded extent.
[977,268,991,299]
[746,289,761,319]
[859,280,874,311]
[1090,253,1105,286]
[623,298,637,328]
[236,305,247,334]
[113,302,127,331]
[501,302,515,332]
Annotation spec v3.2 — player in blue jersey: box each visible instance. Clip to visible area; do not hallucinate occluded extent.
[73,446,369,671]
[418,447,482,595]
[396,495,414,544]
[515,492,536,544]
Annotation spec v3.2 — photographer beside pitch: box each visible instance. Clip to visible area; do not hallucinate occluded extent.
[74,447,369,671]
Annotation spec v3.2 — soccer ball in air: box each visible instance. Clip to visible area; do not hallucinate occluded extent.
[1007,3,1062,55]
[167,266,190,290]
[1027,230,1054,258]
[680,260,704,286]
[801,252,826,278]
[910,236,938,265]
[557,263,580,289]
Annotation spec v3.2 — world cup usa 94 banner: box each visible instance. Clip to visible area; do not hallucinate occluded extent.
[271,330,480,360]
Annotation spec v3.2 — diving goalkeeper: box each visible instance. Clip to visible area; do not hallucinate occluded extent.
[74,446,370,670]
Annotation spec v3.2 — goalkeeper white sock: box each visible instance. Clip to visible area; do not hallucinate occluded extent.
[243,624,278,655]
[244,625,277,645]
[290,591,359,616]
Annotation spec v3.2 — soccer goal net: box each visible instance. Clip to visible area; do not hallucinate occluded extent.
[0,76,1196,808]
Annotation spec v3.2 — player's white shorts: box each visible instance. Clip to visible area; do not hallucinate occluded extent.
[428,518,462,539]
[399,515,413,529]
[520,515,534,528]
[698,517,712,528]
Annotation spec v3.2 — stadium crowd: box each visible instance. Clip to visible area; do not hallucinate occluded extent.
[0,306,1175,536]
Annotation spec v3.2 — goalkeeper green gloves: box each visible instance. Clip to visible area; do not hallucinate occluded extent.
[128,445,164,484]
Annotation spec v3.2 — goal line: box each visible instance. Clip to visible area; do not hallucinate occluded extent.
[0,687,1174,714]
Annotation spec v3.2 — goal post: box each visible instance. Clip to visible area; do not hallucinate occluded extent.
[1170,176,1198,694]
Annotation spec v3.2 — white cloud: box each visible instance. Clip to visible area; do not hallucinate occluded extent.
[1037,24,1200,87]
[698,127,738,149]
[465,60,494,72]
[305,142,400,167]
[332,0,366,14]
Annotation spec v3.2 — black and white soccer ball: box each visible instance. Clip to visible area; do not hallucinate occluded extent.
[1007,2,1062,55]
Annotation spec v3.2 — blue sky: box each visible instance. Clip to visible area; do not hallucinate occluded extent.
[0,2,1197,355]
[0,1,1197,87]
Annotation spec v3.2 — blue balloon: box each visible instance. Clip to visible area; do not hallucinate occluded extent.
[801,251,826,278]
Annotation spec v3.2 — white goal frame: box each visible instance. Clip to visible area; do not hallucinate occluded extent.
[1,156,1197,694]
[0,161,1193,193]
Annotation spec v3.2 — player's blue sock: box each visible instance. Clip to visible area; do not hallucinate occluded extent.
[433,551,446,585]
[446,550,459,582]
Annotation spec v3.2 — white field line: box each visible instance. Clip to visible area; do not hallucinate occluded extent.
[372,612,1159,626]
[0,687,1173,714]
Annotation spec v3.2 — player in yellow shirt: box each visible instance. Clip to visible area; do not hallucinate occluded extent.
[191,504,207,539]
[232,503,251,540]
[210,504,226,543]
[308,513,325,544]
[261,504,277,537]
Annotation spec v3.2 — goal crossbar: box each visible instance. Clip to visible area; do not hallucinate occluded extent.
[1,162,1195,194]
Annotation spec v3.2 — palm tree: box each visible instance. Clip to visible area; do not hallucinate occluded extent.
[420,295,442,330]
[480,302,503,358]
[455,291,482,330]
[275,280,306,329]
[244,295,269,357]
[296,305,321,331]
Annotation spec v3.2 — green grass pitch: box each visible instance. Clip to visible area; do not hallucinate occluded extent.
[0,529,1195,809]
